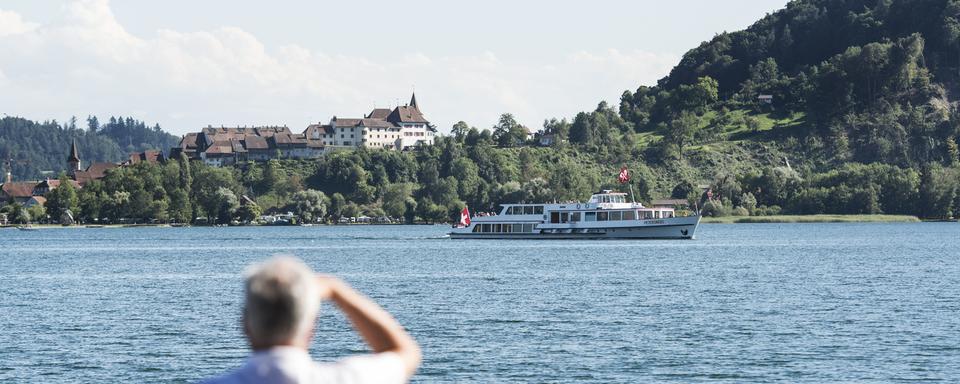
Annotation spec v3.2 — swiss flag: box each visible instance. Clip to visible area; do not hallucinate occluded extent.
[459,207,471,227]
[617,167,630,184]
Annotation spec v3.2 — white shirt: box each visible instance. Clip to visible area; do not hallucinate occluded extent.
[203,347,407,384]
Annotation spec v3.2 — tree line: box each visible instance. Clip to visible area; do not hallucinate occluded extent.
[0,116,179,181]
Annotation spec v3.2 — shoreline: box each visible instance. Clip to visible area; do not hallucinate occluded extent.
[701,214,922,224]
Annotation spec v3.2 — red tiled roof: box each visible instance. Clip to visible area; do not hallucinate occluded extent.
[1,182,38,198]
[127,150,163,165]
[204,140,234,155]
[74,162,119,185]
[180,133,199,149]
[366,108,392,119]
[387,105,429,124]
[244,135,270,150]
[360,118,396,128]
[332,118,362,127]
[41,179,81,190]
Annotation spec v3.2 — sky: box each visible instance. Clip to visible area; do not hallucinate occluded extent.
[0,0,790,136]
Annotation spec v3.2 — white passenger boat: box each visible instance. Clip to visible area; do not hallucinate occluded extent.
[449,190,701,239]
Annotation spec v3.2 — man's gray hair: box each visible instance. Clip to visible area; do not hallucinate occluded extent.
[243,256,320,345]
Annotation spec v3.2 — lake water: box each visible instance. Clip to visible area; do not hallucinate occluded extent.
[0,223,958,383]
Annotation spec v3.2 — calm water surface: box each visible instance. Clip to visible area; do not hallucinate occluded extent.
[0,223,958,383]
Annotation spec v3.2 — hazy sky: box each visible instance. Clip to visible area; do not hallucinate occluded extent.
[0,0,789,135]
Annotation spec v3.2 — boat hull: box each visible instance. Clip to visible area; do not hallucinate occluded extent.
[449,215,701,240]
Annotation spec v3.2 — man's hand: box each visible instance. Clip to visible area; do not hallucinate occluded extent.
[315,275,342,301]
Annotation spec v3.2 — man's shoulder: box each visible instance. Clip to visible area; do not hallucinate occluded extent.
[314,352,407,384]
[199,352,407,384]
[199,371,241,384]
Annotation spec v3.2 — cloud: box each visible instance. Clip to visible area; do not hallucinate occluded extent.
[0,1,678,135]
[0,9,39,37]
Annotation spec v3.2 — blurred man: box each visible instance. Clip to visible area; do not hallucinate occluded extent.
[204,256,421,384]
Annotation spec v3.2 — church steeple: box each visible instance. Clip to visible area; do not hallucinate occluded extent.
[409,92,419,110]
[67,139,81,175]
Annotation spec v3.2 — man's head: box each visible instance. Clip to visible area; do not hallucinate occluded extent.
[242,256,320,350]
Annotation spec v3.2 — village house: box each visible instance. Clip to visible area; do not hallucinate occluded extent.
[1,140,162,208]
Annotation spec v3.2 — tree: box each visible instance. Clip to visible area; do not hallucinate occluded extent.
[745,116,762,132]
[261,159,284,195]
[329,193,346,222]
[451,121,470,142]
[215,187,240,224]
[292,189,328,223]
[236,203,263,224]
[382,183,414,219]
[44,174,79,224]
[491,113,527,147]
[665,111,700,160]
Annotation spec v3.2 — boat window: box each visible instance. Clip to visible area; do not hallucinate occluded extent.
[560,212,569,223]
[506,206,515,215]
[512,224,523,233]
[523,224,534,232]
[481,224,491,232]
[585,212,596,222]
[623,210,636,220]
[550,212,560,224]
[610,211,622,221]
[597,211,608,221]
[664,211,673,218]
[654,211,660,219]
[524,206,534,215]
[472,225,481,233]
[503,224,512,233]
[494,224,502,232]
[534,206,544,214]
[571,212,581,222]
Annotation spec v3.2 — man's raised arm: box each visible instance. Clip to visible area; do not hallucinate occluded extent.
[318,276,422,378]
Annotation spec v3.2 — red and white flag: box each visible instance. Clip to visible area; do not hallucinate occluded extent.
[459,207,471,227]
[617,167,630,184]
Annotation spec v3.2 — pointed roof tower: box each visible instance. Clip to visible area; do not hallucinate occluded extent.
[409,92,419,110]
[68,139,80,163]
[67,139,81,175]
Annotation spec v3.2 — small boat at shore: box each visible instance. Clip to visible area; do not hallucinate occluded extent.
[450,190,701,240]
[16,225,38,231]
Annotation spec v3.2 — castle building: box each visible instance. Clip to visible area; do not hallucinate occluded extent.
[173,93,437,167]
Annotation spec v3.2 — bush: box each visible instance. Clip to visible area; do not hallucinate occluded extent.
[701,200,730,217]
[732,206,750,216]
[754,205,782,216]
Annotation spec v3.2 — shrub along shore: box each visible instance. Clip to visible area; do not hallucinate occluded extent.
[701,214,921,224]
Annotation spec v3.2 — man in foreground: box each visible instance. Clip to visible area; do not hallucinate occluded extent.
[204,256,421,384]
